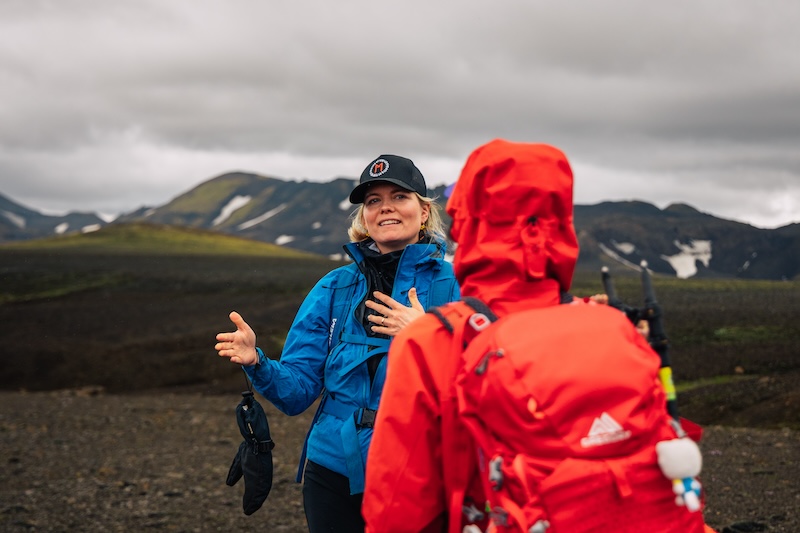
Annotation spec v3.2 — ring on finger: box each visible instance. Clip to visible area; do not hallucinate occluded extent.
[381,316,386,325]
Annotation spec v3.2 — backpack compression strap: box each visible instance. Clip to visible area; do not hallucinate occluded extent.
[430,296,498,349]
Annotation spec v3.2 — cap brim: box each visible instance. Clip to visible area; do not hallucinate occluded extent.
[349,178,417,204]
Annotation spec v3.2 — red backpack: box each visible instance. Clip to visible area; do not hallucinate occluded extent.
[434,298,707,533]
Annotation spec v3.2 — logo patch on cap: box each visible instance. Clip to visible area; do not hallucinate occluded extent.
[369,159,390,177]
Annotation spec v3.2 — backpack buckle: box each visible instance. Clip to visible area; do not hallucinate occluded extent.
[468,313,492,332]
[356,408,377,428]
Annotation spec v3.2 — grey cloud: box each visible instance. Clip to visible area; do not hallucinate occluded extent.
[0,0,798,227]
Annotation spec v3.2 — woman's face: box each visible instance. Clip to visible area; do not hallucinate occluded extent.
[362,182,430,254]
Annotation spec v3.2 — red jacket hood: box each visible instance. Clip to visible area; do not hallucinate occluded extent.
[446,139,578,312]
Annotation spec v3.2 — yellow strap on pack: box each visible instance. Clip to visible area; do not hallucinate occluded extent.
[659,367,677,401]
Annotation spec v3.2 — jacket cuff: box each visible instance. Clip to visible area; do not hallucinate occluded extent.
[254,347,267,366]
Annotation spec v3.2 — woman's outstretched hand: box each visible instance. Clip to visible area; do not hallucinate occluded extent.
[366,287,426,337]
[215,311,259,366]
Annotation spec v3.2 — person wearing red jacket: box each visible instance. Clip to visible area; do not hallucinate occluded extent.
[362,139,715,532]
[362,139,580,532]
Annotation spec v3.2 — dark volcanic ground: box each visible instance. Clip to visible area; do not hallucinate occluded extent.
[1,250,798,531]
[0,389,797,532]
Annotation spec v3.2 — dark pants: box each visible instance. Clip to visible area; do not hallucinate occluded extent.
[302,460,365,533]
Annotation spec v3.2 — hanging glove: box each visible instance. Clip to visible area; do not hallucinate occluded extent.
[226,391,275,515]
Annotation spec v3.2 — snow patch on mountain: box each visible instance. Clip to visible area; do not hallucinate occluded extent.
[739,252,757,273]
[237,204,287,230]
[213,195,251,226]
[661,240,712,279]
[611,240,637,255]
[275,235,295,245]
[55,222,69,234]
[599,243,642,271]
[2,210,25,229]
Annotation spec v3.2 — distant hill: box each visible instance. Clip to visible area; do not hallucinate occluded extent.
[1,192,105,241]
[115,172,358,260]
[574,201,799,281]
[2,173,798,280]
[0,221,319,259]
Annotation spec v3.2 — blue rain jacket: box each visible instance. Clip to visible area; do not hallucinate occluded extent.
[244,239,459,493]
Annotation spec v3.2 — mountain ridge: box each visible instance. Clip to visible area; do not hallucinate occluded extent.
[2,173,797,280]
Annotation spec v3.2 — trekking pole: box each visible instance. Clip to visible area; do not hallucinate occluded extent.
[601,264,680,424]
[601,267,643,327]
[601,266,621,307]
[639,261,680,425]
[602,264,703,512]
[641,261,706,512]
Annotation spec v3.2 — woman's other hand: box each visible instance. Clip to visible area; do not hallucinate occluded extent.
[366,287,425,336]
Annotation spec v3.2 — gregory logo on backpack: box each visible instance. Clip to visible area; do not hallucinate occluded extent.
[580,412,632,448]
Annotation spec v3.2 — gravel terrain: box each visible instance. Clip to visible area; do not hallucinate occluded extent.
[1,388,797,533]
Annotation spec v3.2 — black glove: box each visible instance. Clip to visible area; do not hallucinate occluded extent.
[226,391,275,515]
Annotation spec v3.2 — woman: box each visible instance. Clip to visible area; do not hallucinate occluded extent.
[215,154,459,532]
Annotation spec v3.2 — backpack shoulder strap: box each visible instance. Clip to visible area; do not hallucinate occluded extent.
[326,264,361,351]
[430,297,498,348]
[296,265,361,484]
[428,297,498,527]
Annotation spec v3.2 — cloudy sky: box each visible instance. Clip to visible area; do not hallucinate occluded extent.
[1,0,798,228]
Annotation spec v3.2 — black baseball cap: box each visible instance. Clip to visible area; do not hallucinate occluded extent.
[349,154,427,204]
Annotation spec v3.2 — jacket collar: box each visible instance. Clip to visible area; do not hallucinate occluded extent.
[343,238,446,268]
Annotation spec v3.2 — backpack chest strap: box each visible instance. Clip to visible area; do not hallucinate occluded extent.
[337,333,391,376]
[321,397,377,495]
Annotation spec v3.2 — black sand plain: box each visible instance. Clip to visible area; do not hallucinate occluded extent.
[1,249,798,532]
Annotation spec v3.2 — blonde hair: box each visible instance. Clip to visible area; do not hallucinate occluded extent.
[348,193,447,245]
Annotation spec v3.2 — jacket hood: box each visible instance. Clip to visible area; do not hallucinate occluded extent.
[446,139,578,309]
